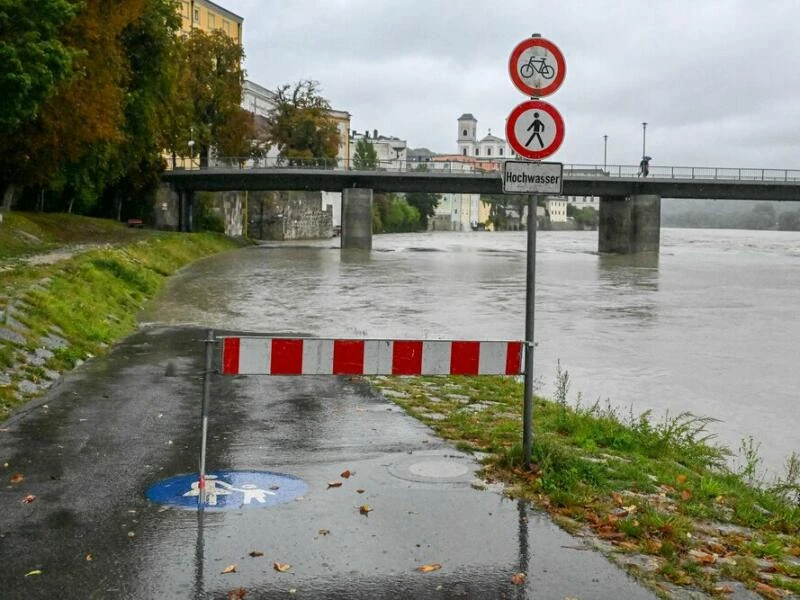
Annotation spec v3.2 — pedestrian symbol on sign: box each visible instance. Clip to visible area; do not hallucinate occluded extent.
[525,112,546,148]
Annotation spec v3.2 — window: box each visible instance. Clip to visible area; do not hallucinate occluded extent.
[462,129,467,136]
[487,148,492,156]
[462,148,466,156]
[223,20,230,34]
[208,13,216,28]
[499,148,504,156]
[193,8,200,23]
[475,148,479,156]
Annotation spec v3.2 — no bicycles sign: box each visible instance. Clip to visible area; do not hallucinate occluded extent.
[508,36,566,98]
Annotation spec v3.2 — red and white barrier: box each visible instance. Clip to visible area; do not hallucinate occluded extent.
[221,337,524,376]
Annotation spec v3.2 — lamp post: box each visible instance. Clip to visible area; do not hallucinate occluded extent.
[641,122,647,159]
[188,138,195,170]
[603,134,608,170]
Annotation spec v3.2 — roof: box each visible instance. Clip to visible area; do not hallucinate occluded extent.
[458,113,477,121]
[197,0,243,23]
[479,134,505,144]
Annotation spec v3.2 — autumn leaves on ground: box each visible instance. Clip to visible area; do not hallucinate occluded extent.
[370,372,800,599]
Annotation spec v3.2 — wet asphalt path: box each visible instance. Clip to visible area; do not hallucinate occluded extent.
[0,326,656,599]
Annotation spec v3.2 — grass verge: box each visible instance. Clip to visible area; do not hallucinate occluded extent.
[369,368,800,598]
[0,212,246,419]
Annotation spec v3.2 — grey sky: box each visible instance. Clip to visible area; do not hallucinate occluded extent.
[222,0,800,169]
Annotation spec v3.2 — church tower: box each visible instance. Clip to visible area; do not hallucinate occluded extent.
[457,113,477,157]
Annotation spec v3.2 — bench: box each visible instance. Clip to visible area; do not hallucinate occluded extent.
[127,218,143,228]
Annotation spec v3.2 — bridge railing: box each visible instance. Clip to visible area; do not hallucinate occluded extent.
[186,156,800,182]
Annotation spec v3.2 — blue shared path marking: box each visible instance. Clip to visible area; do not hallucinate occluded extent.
[146,470,308,511]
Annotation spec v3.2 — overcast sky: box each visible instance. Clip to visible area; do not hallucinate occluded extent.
[222,0,800,169]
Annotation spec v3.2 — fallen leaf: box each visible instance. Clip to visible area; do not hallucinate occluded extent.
[25,569,42,577]
[356,489,365,494]
[713,585,734,595]
[359,504,373,515]
[248,551,264,558]
[611,491,624,506]
[327,481,343,489]
[416,563,442,573]
[340,469,352,479]
[511,572,526,585]
[754,583,782,600]
[10,473,23,484]
[680,489,692,501]
[221,564,237,574]
[688,549,716,564]
[85,553,93,562]
[273,562,291,573]
[318,529,330,536]
[676,474,687,484]
[227,588,247,600]
[22,494,36,504]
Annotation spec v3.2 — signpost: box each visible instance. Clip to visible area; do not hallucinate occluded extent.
[507,34,566,471]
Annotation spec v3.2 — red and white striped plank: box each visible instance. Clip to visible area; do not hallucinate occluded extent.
[221,337,524,376]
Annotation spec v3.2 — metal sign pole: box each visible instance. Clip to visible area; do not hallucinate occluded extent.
[198,329,215,508]
[522,194,537,470]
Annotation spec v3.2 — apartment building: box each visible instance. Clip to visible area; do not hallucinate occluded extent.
[178,0,243,42]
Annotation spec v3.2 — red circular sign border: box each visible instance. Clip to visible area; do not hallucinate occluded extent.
[508,37,566,98]
[505,100,565,160]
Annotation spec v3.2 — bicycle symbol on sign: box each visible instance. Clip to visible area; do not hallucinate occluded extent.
[519,56,555,80]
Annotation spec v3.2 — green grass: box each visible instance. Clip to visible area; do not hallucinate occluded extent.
[369,371,800,598]
[0,212,245,419]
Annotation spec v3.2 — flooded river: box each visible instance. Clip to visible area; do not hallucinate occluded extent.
[141,228,800,476]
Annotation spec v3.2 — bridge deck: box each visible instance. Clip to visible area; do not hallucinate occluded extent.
[162,164,800,201]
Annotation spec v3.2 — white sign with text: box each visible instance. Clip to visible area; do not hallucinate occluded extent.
[502,161,564,194]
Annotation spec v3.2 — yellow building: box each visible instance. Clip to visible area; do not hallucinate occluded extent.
[178,0,243,41]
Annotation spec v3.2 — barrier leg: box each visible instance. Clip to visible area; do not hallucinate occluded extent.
[198,329,215,508]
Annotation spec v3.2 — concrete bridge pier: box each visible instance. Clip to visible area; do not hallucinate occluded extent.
[341,188,373,250]
[598,194,661,254]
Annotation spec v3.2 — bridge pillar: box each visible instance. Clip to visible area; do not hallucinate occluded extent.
[598,194,661,254]
[342,188,373,250]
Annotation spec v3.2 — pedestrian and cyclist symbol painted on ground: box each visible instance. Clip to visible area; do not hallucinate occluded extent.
[146,470,309,511]
[509,36,566,98]
[506,100,565,160]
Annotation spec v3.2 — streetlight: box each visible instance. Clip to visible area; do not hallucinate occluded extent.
[603,134,608,170]
[642,122,647,159]
[188,138,195,170]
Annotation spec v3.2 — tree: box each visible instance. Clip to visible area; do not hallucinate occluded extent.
[404,165,440,230]
[0,0,76,135]
[265,80,340,165]
[353,137,377,170]
[165,29,247,167]
[0,0,149,210]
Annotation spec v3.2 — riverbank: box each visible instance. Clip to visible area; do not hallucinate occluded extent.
[0,212,246,419]
[369,373,800,598]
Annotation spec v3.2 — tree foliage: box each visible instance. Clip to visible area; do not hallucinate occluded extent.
[0,0,76,134]
[404,165,440,229]
[372,194,420,233]
[265,80,340,164]
[353,137,377,169]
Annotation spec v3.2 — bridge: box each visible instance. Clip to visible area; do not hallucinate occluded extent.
[161,159,800,254]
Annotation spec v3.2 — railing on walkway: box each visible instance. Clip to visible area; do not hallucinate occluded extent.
[171,156,800,183]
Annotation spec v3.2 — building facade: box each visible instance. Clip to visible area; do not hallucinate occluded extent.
[179,0,243,41]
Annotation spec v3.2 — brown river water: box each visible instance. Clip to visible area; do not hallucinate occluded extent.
[140,228,800,477]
